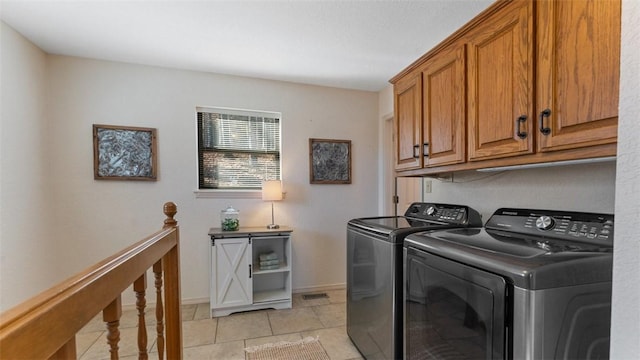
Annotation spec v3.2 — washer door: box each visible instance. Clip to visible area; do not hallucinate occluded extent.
[405,247,507,360]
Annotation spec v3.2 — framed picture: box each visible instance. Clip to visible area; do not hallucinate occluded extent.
[93,124,157,181]
[309,138,351,184]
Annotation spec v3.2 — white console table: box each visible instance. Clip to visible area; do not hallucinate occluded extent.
[208,226,293,317]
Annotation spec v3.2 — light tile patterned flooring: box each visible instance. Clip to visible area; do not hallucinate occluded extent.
[77,289,363,359]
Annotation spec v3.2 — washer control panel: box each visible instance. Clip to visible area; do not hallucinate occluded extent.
[486,208,614,245]
[405,203,483,227]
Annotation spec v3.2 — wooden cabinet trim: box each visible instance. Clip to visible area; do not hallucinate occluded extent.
[391,0,619,176]
[396,143,616,177]
[394,71,423,170]
[420,44,466,167]
[535,0,620,152]
[466,0,534,161]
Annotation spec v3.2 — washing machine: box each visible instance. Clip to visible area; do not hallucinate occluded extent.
[347,202,482,359]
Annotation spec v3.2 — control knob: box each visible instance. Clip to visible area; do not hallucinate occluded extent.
[535,215,555,230]
[426,206,437,216]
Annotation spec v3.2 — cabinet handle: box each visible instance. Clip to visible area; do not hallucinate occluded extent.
[516,115,527,139]
[423,143,429,158]
[249,264,252,278]
[413,144,420,159]
[539,109,551,135]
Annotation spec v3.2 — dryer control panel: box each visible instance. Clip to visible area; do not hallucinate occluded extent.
[405,203,483,227]
[485,208,614,245]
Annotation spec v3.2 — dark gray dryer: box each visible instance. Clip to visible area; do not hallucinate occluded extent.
[404,208,614,360]
[347,203,482,359]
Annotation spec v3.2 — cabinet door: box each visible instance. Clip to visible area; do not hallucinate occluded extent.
[394,71,422,170]
[536,0,620,152]
[467,0,534,161]
[211,237,252,309]
[421,44,466,167]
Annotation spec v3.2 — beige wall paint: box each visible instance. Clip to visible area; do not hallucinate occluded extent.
[0,23,56,310]
[377,85,394,215]
[421,162,616,222]
[46,56,378,303]
[1,28,379,309]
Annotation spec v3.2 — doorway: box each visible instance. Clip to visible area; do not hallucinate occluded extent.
[395,177,423,215]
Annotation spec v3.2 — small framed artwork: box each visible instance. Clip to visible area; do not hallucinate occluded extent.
[309,138,351,184]
[93,124,157,181]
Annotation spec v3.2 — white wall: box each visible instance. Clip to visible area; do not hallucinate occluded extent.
[0,31,379,309]
[0,23,59,311]
[47,56,378,303]
[378,85,394,215]
[610,0,640,357]
[422,162,616,222]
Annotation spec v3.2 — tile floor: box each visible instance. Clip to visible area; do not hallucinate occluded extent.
[77,289,363,360]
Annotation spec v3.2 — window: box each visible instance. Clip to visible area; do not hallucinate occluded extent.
[197,107,281,190]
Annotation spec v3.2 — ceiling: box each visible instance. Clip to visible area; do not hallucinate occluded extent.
[0,0,494,92]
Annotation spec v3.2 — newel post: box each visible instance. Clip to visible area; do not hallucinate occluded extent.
[163,202,178,229]
[162,202,182,359]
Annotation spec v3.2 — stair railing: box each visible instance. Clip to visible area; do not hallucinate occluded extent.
[0,202,183,359]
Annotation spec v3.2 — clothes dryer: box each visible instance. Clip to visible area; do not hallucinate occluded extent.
[404,208,614,360]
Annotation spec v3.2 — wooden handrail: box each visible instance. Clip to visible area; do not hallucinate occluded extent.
[0,202,183,359]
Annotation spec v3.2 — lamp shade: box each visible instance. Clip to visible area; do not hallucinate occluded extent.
[262,180,283,201]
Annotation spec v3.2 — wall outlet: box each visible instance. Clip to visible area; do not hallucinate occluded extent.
[424,179,432,194]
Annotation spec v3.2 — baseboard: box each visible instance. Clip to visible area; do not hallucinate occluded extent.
[121,286,346,311]
[180,296,210,305]
[292,283,346,294]
[121,296,210,311]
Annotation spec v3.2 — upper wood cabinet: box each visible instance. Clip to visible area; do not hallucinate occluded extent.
[390,0,619,175]
[421,44,466,167]
[536,0,620,152]
[467,0,534,161]
[393,44,466,170]
[394,71,422,171]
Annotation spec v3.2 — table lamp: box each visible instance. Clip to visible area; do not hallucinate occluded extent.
[262,180,283,229]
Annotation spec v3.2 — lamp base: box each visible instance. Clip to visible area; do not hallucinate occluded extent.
[267,224,280,229]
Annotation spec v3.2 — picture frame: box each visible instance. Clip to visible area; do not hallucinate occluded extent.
[309,138,351,184]
[93,124,157,181]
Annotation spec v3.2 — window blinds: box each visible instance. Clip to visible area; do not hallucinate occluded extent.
[198,109,281,189]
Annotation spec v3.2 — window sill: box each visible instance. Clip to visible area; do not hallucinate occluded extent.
[194,190,261,199]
